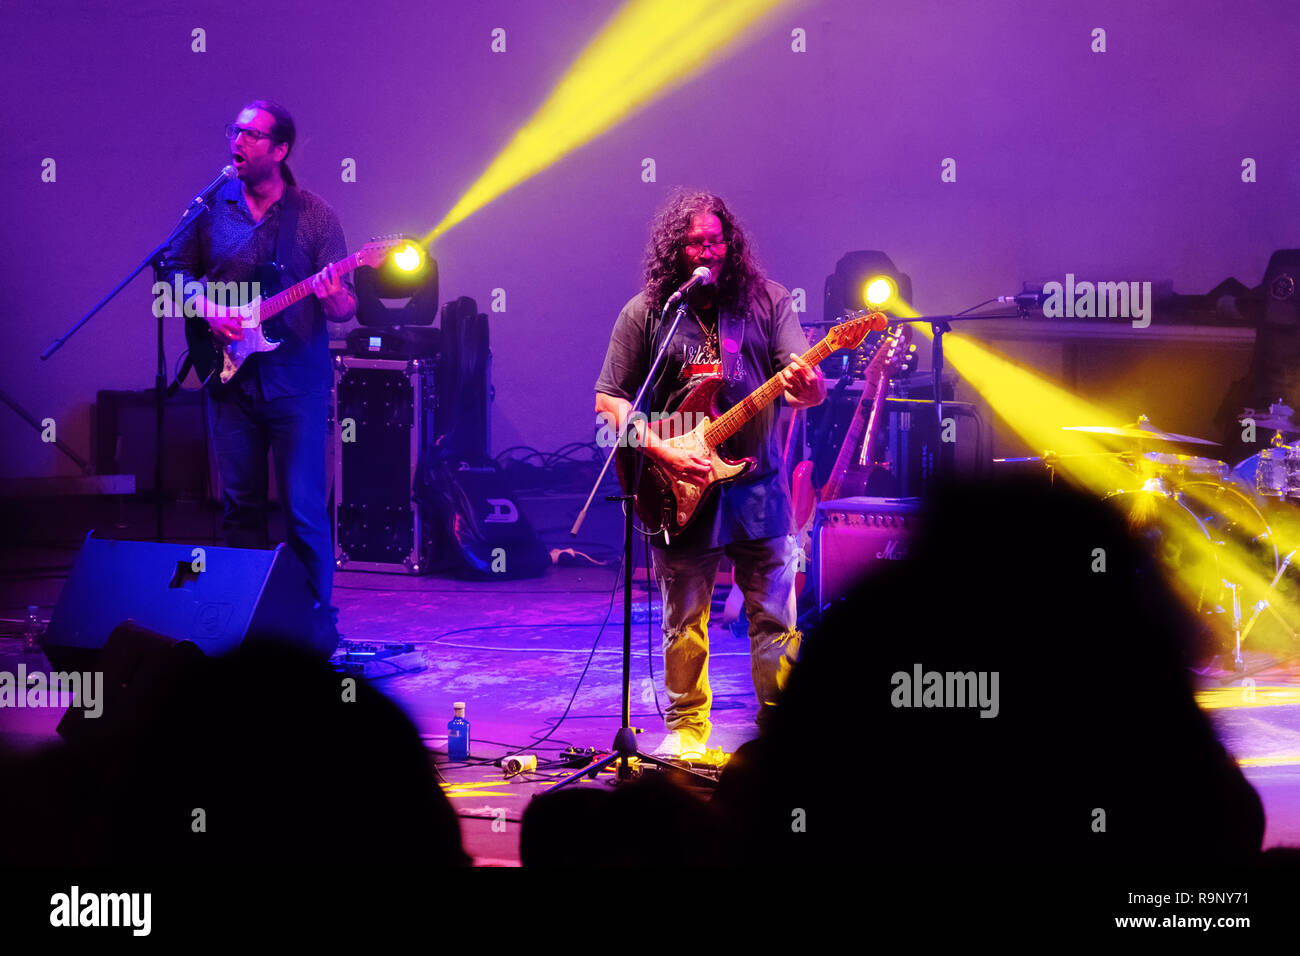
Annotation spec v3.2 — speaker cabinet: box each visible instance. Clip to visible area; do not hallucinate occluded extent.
[814,496,922,613]
[43,534,324,671]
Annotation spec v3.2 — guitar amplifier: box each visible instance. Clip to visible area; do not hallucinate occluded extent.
[332,355,438,573]
[814,496,922,613]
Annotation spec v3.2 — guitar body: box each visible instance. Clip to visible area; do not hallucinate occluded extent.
[615,376,755,538]
[183,261,286,386]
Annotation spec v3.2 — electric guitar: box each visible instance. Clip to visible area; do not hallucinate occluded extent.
[789,323,915,591]
[183,238,404,385]
[615,310,889,539]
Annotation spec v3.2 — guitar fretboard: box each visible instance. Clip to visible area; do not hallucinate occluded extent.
[258,251,364,319]
[705,337,838,446]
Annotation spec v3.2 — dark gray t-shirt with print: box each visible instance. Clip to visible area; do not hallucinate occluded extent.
[595,278,810,551]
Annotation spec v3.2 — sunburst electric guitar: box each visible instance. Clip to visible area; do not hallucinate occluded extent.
[615,310,889,539]
[184,237,405,385]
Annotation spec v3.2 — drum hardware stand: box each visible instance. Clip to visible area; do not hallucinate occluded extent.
[993,450,1133,490]
[1227,549,1300,681]
[1221,579,1245,671]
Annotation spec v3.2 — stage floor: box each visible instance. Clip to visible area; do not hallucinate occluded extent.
[3,497,1300,866]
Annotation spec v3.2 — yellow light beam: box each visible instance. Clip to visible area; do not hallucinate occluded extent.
[1196,687,1300,710]
[914,325,1300,636]
[914,322,1138,494]
[424,0,797,243]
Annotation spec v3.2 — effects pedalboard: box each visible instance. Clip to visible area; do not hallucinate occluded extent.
[331,640,426,678]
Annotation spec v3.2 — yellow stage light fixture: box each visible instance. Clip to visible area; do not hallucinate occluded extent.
[864,276,896,308]
[394,243,422,272]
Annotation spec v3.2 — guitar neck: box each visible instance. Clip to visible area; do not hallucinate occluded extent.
[706,337,838,447]
[258,251,364,320]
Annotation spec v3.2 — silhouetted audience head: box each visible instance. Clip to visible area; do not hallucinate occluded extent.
[522,771,727,866]
[713,476,1267,865]
[0,638,468,866]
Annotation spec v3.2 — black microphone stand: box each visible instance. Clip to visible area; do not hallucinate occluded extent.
[892,303,1031,476]
[42,176,228,543]
[561,297,717,789]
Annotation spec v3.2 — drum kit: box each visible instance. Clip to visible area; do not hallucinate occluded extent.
[1013,404,1300,673]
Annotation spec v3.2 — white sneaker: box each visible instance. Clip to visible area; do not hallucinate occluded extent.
[649,729,707,759]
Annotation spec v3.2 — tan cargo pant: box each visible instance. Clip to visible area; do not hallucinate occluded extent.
[651,534,802,742]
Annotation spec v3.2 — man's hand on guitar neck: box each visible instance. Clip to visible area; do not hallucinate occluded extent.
[312,261,355,320]
[779,352,825,409]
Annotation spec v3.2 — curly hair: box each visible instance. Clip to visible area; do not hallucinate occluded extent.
[643,190,764,316]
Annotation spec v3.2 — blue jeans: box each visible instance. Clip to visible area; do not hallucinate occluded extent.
[651,534,802,742]
[207,384,334,611]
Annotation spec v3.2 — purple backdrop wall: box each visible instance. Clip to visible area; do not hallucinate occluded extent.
[3,0,1298,478]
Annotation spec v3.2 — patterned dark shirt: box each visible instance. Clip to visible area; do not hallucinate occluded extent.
[595,279,810,550]
[162,178,352,399]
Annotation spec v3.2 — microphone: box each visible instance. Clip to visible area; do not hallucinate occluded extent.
[190,165,237,207]
[666,266,716,306]
[996,289,1049,309]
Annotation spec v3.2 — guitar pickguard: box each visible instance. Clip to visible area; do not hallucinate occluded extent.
[218,304,283,383]
[655,421,748,530]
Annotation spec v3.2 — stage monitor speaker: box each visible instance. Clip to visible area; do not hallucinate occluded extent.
[814,496,922,615]
[43,534,326,671]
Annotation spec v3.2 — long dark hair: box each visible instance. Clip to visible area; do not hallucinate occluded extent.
[643,190,764,315]
[243,99,297,186]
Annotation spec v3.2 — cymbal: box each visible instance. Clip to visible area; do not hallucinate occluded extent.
[1245,415,1300,432]
[1062,415,1218,446]
[1239,402,1299,433]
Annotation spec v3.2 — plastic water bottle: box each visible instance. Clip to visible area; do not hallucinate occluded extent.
[448,701,470,761]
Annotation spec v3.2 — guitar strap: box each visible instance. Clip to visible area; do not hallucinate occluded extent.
[270,185,306,343]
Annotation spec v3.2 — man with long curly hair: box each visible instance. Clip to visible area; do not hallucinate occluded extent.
[595,191,825,759]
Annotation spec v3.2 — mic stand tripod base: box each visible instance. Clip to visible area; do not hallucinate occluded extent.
[550,726,720,790]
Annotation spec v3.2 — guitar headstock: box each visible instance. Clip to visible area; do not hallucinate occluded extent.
[864,323,916,379]
[868,325,920,377]
[825,310,889,351]
[358,235,420,269]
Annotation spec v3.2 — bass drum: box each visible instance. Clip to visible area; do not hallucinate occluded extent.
[1103,487,1220,611]
[1175,478,1279,578]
